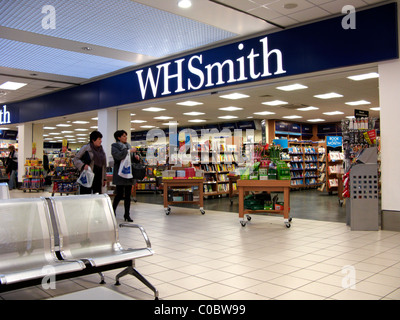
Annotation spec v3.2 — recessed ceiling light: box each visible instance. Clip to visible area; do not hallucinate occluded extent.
[72,121,89,124]
[76,134,88,136]
[370,107,380,111]
[75,128,89,131]
[276,84,308,91]
[163,122,179,126]
[314,92,343,99]
[61,131,73,133]
[0,81,27,90]
[218,115,238,119]
[130,113,136,116]
[183,111,205,116]
[90,126,98,129]
[283,115,302,119]
[91,117,98,120]
[56,124,72,127]
[131,120,147,123]
[178,0,192,9]
[188,119,206,123]
[284,3,298,9]
[345,100,371,106]
[49,132,60,135]
[220,93,250,100]
[346,116,355,119]
[64,135,75,138]
[253,111,276,115]
[43,126,56,130]
[177,101,203,106]
[323,111,344,115]
[218,106,243,111]
[297,106,319,111]
[262,100,288,106]
[154,116,173,120]
[347,72,379,81]
[140,125,155,128]
[142,107,166,112]
[308,119,325,122]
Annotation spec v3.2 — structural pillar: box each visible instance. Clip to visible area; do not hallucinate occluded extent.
[378,59,400,231]
[16,123,32,184]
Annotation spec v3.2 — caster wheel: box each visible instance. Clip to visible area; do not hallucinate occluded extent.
[200,209,205,215]
[246,215,252,221]
[285,222,291,228]
[240,221,246,227]
[289,217,292,222]
[165,207,171,215]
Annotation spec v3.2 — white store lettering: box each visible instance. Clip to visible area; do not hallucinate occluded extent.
[136,36,286,99]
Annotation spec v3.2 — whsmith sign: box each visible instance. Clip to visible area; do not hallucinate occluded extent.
[10,2,399,123]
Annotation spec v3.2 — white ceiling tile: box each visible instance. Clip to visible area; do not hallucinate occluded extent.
[288,6,331,22]
[265,0,315,15]
[248,6,283,20]
[319,0,368,14]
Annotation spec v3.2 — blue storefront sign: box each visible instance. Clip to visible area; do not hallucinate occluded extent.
[8,3,399,124]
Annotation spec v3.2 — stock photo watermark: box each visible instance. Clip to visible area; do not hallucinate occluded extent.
[341,265,357,290]
[342,5,356,30]
[41,5,56,30]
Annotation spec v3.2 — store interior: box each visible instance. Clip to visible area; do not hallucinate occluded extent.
[0,64,381,224]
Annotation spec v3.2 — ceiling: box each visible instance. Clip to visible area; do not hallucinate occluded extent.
[0,0,388,143]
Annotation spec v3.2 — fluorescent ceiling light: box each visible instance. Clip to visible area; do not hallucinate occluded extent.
[72,121,89,124]
[218,115,238,119]
[346,116,355,119]
[61,131,73,133]
[177,101,203,106]
[154,116,173,120]
[183,111,205,116]
[130,114,136,116]
[76,134,88,136]
[188,119,206,123]
[323,111,344,115]
[218,106,243,111]
[308,119,325,122]
[75,128,89,131]
[262,100,288,106]
[314,92,343,99]
[347,72,379,81]
[91,117,98,120]
[345,100,371,106]
[131,120,147,123]
[276,84,308,91]
[56,124,72,127]
[0,81,27,90]
[283,115,302,119]
[49,133,60,135]
[253,111,276,115]
[64,135,75,138]
[142,107,166,112]
[140,125,155,128]
[163,122,179,126]
[220,93,250,100]
[370,107,380,111]
[297,106,319,111]
[178,0,192,8]
[44,127,56,130]
[90,126,98,129]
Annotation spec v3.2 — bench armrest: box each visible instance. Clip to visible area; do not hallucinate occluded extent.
[119,224,152,249]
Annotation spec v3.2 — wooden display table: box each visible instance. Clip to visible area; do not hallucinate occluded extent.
[162,178,205,215]
[237,179,292,228]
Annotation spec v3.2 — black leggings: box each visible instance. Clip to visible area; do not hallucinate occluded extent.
[112,185,132,217]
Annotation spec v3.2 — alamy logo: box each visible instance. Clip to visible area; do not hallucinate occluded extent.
[342,5,356,29]
[41,5,56,30]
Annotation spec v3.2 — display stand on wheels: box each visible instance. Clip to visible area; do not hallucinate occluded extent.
[237,179,292,228]
[162,178,205,215]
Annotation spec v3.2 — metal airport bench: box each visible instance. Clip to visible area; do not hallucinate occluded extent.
[0,182,10,199]
[0,194,158,299]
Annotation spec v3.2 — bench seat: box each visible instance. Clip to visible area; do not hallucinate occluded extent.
[0,198,85,288]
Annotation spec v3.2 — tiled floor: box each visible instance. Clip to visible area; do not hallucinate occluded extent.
[1,189,399,300]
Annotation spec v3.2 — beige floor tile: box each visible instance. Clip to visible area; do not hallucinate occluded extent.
[192,283,240,299]
[246,282,292,299]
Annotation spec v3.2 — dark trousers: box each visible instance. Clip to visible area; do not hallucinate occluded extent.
[112,185,132,217]
[80,165,103,195]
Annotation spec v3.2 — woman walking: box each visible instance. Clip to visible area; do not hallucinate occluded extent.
[73,130,107,194]
[111,129,139,222]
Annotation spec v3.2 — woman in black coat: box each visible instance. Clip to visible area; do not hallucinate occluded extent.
[111,130,139,222]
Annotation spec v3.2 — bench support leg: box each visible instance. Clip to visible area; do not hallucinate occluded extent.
[99,272,106,284]
[115,265,159,299]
